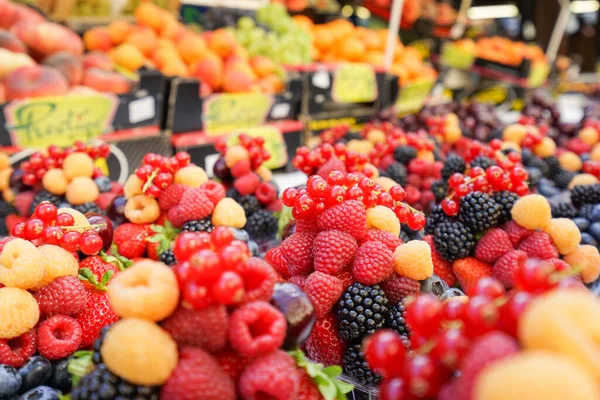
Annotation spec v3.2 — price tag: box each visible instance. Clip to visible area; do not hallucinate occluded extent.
[471,86,508,106]
[94,157,110,177]
[312,71,330,89]
[226,125,287,169]
[270,103,291,119]
[129,96,156,124]
[4,94,118,148]
[441,42,475,70]
[528,63,550,88]
[332,63,377,104]
[395,79,434,114]
[203,93,273,136]
[204,153,221,177]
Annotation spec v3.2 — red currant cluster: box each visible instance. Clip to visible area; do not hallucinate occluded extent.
[583,160,600,179]
[216,134,271,171]
[292,143,377,177]
[11,203,110,256]
[363,259,583,400]
[135,152,191,198]
[281,171,426,230]
[319,125,350,144]
[20,141,110,186]
[172,227,253,309]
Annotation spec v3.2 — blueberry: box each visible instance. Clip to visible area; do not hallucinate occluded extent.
[581,232,598,247]
[590,222,600,241]
[247,240,259,257]
[230,228,249,243]
[0,365,22,396]
[440,288,466,301]
[18,356,52,394]
[49,359,71,392]
[420,275,449,298]
[526,167,542,187]
[538,181,559,198]
[573,217,591,232]
[18,386,58,400]
[590,205,600,222]
[94,177,112,193]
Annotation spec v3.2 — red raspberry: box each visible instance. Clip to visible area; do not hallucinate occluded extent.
[265,247,289,279]
[161,305,228,353]
[316,157,346,179]
[305,313,345,366]
[517,231,559,260]
[234,172,261,196]
[228,301,287,357]
[547,258,570,271]
[475,228,514,264]
[380,273,421,304]
[34,276,87,318]
[0,329,36,368]
[359,229,404,252]
[297,367,323,400]
[37,315,82,360]
[169,188,215,228]
[215,350,250,382]
[313,230,358,275]
[289,275,308,289]
[231,160,251,178]
[239,350,300,400]
[280,232,316,276]
[161,347,236,400]
[95,192,116,211]
[296,218,319,234]
[240,257,278,304]
[266,199,283,212]
[317,200,367,240]
[352,242,394,285]
[493,250,528,288]
[158,183,188,211]
[503,220,534,246]
[304,271,343,318]
[199,181,226,205]
[255,182,277,205]
[335,269,354,289]
[423,235,456,286]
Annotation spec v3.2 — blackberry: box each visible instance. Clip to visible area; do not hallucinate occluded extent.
[401,224,424,241]
[385,162,407,185]
[343,131,363,142]
[433,221,475,262]
[91,326,111,365]
[245,210,278,240]
[458,191,501,232]
[343,343,381,386]
[441,153,466,180]
[182,218,213,233]
[30,191,63,214]
[72,364,159,400]
[527,156,550,177]
[470,156,496,171]
[551,202,578,218]
[554,169,576,189]
[571,184,600,206]
[393,145,417,165]
[425,205,454,235]
[239,195,261,216]
[386,303,410,347]
[73,202,101,215]
[94,177,112,193]
[337,283,388,341]
[159,249,177,266]
[431,180,448,203]
[544,156,561,176]
[492,191,519,223]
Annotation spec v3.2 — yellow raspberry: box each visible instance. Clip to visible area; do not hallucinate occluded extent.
[0,153,9,170]
[0,239,44,289]
[578,127,599,146]
[62,152,94,181]
[101,318,178,385]
[500,141,521,152]
[42,169,68,195]
[346,139,373,155]
[108,260,179,321]
[366,129,386,144]
[224,145,249,168]
[3,189,14,203]
[366,206,400,237]
[66,177,99,205]
[0,287,39,338]
[174,165,208,188]
[363,163,379,178]
[564,245,600,283]
[445,113,459,126]
[542,218,581,256]
[375,177,398,192]
[444,125,462,144]
[57,208,91,232]
[123,174,143,199]
[35,245,79,289]
[417,150,435,163]
[124,194,160,224]
[533,137,557,158]
[503,124,527,143]
[558,151,582,172]
[591,144,600,162]
[568,174,599,189]
[474,351,598,400]
[0,168,12,191]
[256,165,272,182]
[393,240,433,281]
[212,198,246,228]
[511,194,551,230]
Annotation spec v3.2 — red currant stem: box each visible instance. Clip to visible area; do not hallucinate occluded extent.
[445,173,486,200]
[60,223,107,231]
[548,265,582,284]
[440,320,463,330]
[141,169,160,194]
[399,202,425,216]
[415,339,436,356]
[492,296,508,308]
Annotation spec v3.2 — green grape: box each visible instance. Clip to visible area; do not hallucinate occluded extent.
[238,16,255,30]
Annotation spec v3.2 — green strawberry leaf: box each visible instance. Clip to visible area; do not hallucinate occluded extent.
[78,268,106,291]
[101,270,114,286]
[322,365,343,378]
[68,350,94,387]
[315,375,337,400]
[102,247,132,271]
[147,222,179,257]
[58,393,71,400]
[289,350,353,400]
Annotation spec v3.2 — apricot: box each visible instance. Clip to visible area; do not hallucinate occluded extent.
[161,59,188,77]
[126,27,157,57]
[112,43,145,72]
[208,29,235,58]
[134,2,164,31]
[107,20,132,45]
[189,51,223,90]
[176,35,207,64]
[84,27,113,52]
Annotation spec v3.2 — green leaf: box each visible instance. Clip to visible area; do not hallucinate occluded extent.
[79,268,93,279]
[322,365,343,378]
[101,270,114,286]
[78,268,106,292]
[68,351,94,387]
[336,380,354,394]
[289,350,354,400]
[315,375,337,400]
[58,393,71,400]
[146,235,163,243]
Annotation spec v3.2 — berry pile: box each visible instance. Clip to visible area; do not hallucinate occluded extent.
[292,142,378,178]
[133,152,191,199]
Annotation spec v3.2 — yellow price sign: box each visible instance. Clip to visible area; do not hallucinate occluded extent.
[472,86,507,105]
[4,94,118,149]
[203,93,273,136]
[528,63,550,88]
[441,43,475,70]
[332,63,378,104]
[226,125,288,170]
[395,79,435,114]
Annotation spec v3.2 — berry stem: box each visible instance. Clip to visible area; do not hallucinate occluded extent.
[60,223,107,231]
[142,168,160,194]
[445,173,485,200]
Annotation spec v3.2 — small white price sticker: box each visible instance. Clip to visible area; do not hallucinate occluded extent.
[312,71,330,89]
[128,96,156,124]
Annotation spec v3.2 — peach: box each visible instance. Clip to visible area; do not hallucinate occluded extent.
[208,29,236,58]
[68,85,98,95]
[159,14,184,40]
[176,34,207,64]
[0,82,4,103]
[258,74,284,94]
[222,66,254,93]
[126,27,157,57]
[112,43,145,72]
[83,68,132,94]
[199,82,213,98]
[83,26,113,52]
[42,52,83,87]
[0,48,35,79]
[107,20,132,45]
[189,51,223,90]
[250,56,276,78]
[161,59,188,77]
[134,2,164,31]
[3,65,69,101]
[152,47,179,69]
[0,0,19,29]
[231,44,249,60]
[0,30,26,53]
[82,51,113,71]
[14,21,83,60]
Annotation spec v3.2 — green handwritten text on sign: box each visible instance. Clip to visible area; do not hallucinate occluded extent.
[332,63,377,104]
[395,79,434,114]
[4,94,118,149]
[226,125,288,170]
[203,93,273,136]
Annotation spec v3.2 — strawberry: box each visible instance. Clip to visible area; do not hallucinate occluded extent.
[503,220,534,246]
[75,287,119,348]
[146,222,178,261]
[297,368,324,400]
[147,241,160,260]
[452,257,493,292]
[113,223,153,259]
[304,313,346,366]
[517,231,559,260]
[424,235,456,286]
[475,228,514,264]
[79,254,128,285]
[493,250,528,288]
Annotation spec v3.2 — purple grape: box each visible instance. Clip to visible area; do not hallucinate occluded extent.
[106,195,127,227]
[213,157,232,183]
[86,213,114,252]
[9,169,27,192]
[271,282,315,350]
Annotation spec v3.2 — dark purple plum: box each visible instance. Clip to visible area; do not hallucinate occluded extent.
[213,157,232,183]
[105,195,127,226]
[9,169,27,192]
[86,213,114,252]
[271,282,315,350]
